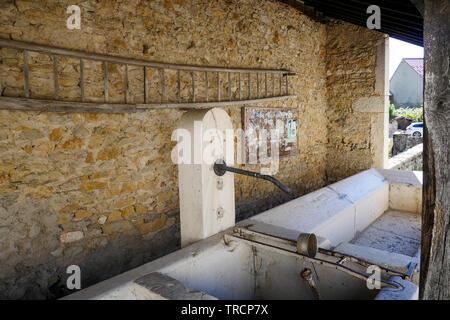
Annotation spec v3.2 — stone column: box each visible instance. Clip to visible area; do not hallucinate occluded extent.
[372,35,390,169]
[352,35,389,169]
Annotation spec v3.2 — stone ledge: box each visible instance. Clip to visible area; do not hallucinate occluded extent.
[387,143,423,170]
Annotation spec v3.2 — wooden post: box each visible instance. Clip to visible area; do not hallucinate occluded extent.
[420,0,450,300]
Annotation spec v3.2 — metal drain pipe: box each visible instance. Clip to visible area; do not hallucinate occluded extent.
[213,159,293,196]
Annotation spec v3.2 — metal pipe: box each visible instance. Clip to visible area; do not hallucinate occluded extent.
[297,233,317,258]
[224,232,404,290]
[213,160,293,196]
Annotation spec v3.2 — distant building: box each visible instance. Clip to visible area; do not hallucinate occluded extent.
[389,58,423,108]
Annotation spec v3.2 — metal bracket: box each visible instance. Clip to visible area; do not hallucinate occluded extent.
[228,227,417,290]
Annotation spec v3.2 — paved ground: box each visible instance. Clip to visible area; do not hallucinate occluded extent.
[350,210,421,257]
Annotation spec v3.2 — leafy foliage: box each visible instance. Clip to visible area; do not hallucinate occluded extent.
[390,104,424,122]
[389,104,396,118]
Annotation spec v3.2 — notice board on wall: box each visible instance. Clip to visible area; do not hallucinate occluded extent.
[242,107,298,164]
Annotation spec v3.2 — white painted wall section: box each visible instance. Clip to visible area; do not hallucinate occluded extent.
[375,169,422,213]
[328,169,389,233]
[176,108,235,247]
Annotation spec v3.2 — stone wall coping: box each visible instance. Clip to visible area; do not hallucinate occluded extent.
[387,143,423,170]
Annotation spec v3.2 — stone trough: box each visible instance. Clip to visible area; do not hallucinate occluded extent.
[64,168,422,300]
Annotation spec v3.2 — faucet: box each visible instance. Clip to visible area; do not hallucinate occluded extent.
[213,159,293,197]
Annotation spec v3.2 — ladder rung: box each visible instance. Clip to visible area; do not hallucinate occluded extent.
[80,59,85,102]
[228,72,231,101]
[247,73,251,99]
[178,70,181,103]
[285,74,289,95]
[23,50,29,98]
[279,74,282,96]
[256,73,260,98]
[192,71,195,103]
[53,55,58,100]
[144,66,148,104]
[205,71,208,102]
[125,64,129,104]
[272,73,275,97]
[104,61,108,103]
[265,73,268,97]
[238,72,241,100]
[217,72,220,102]
[161,68,166,102]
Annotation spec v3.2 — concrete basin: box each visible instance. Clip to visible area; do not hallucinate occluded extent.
[64,169,421,300]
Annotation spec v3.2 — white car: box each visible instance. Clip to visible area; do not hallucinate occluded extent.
[406,122,423,137]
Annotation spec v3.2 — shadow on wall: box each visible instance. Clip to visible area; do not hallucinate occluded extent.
[2,189,301,299]
[0,223,180,299]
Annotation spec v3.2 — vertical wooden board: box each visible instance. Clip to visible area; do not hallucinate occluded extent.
[242,107,298,164]
[421,0,450,300]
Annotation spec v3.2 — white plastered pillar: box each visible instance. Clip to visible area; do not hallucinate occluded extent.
[176,108,235,247]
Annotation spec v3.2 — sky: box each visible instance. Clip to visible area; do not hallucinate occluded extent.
[389,37,424,79]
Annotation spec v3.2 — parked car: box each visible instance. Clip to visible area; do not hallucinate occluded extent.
[406,122,423,137]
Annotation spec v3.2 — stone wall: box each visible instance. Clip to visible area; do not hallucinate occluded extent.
[391,133,423,156]
[394,116,414,130]
[0,0,385,298]
[387,143,423,170]
[389,119,398,137]
[325,20,388,182]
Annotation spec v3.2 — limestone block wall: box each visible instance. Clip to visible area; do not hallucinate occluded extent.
[325,20,388,182]
[0,0,385,298]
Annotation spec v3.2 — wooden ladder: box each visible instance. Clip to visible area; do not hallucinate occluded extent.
[0,39,296,114]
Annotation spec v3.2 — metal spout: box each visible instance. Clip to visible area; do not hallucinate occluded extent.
[213,159,293,197]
